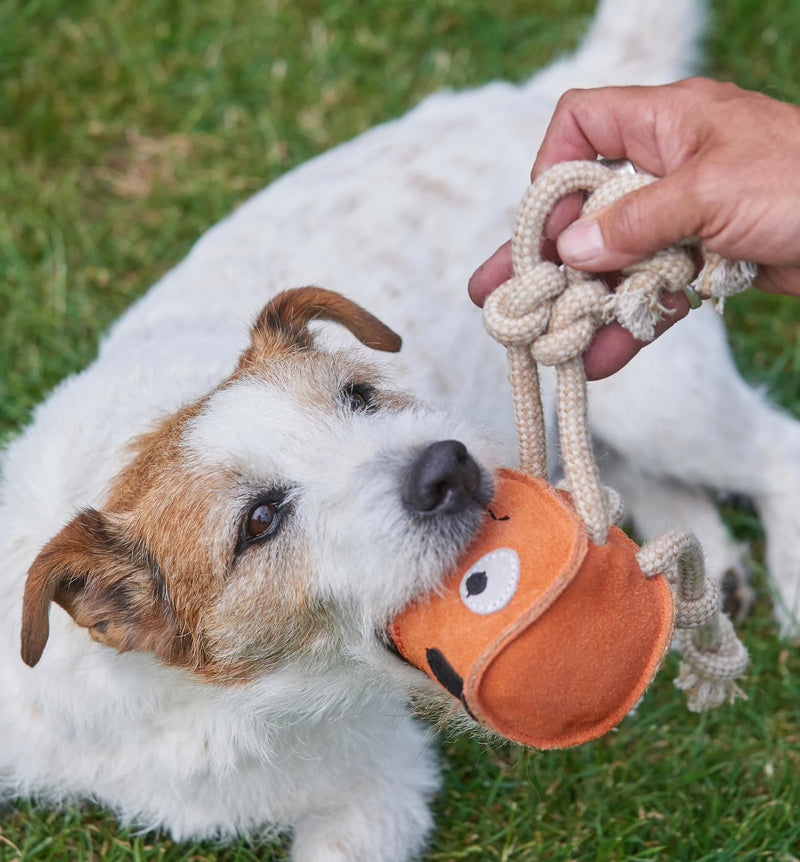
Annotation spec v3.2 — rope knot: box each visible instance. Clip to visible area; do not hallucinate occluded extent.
[531,278,611,367]
[614,250,698,340]
[483,261,566,348]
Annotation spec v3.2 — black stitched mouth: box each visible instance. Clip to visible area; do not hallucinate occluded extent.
[385,635,477,721]
[425,647,477,719]
[425,647,463,699]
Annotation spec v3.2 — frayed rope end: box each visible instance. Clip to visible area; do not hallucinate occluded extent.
[674,665,749,713]
[672,618,749,713]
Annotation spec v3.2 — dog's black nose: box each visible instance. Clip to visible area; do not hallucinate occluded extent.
[403,440,481,515]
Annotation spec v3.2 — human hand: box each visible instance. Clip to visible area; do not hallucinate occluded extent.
[469,78,800,378]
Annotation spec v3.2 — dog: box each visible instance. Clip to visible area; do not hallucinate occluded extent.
[2,0,799,858]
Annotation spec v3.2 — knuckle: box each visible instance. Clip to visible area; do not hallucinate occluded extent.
[676,76,743,106]
[556,87,588,112]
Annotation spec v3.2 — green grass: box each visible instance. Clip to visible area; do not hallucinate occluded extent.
[2,0,800,860]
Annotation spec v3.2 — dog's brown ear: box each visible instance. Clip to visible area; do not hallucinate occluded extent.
[242,286,402,368]
[21,509,188,668]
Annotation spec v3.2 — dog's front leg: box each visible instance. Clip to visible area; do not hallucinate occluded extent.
[289,716,438,862]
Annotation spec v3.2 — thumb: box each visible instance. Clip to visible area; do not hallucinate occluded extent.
[557,172,703,271]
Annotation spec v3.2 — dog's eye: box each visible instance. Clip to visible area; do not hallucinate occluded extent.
[247,503,277,538]
[342,384,371,412]
[240,500,284,549]
[236,493,290,556]
[459,548,520,615]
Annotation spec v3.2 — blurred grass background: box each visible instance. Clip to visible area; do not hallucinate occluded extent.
[1,0,799,859]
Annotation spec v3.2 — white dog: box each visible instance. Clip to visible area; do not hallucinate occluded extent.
[2,0,798,859]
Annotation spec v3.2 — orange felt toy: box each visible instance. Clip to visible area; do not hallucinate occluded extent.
[388,468,674,749]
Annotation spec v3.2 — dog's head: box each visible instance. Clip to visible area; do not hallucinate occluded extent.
[20,287,494,685]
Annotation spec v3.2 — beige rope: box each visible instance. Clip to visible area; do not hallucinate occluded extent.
[638,531,748,711]
[483,160,750,711]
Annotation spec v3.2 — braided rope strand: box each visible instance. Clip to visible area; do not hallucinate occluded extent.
[507,347,547,477]
[557,358,609,543]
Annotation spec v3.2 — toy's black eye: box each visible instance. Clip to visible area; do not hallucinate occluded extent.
[342,384,371,412]
[459,548,520,614]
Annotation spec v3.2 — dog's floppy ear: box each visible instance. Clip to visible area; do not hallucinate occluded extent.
[241,286,402,367]
[21,509,187,668]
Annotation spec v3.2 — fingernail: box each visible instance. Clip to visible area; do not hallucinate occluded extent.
[558,219,605,265]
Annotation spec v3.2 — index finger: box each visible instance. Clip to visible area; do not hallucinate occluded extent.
[532,85,666,179]
[530,87,630,242]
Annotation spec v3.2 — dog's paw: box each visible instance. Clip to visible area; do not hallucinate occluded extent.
[290,837,352,862]
[720,563,756,621]
[289,735,436,862]
[768,576,800,639]
[291,812,429,862]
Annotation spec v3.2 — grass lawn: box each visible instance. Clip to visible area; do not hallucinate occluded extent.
[2,0,800,859]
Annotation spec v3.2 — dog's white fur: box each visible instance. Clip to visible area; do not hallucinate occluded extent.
[2,0,799,858]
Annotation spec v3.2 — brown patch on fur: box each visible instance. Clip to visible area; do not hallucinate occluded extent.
[105,400,207,512]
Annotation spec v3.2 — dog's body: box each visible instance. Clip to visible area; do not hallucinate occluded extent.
[2,0,799,858]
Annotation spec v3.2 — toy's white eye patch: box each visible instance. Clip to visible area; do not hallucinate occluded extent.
[459,547,520,614]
